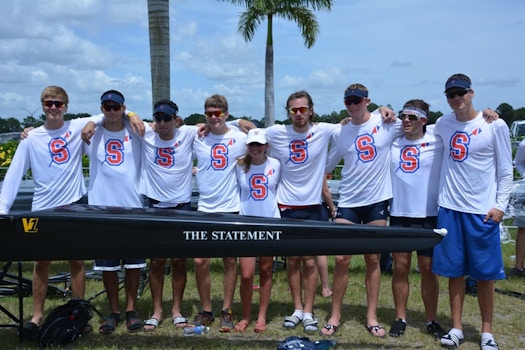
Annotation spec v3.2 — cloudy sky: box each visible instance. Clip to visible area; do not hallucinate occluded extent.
[1,0,523,123]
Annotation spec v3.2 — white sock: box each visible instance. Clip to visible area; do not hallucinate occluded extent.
[481,332,494,341]
[449,328,464,339]
[292,310,303,319]
[303,312,313,320]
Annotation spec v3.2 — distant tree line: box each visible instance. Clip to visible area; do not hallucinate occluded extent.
[1,102,525,133]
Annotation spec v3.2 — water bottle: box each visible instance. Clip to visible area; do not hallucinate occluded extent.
[314,339,336,350]
[183,325,210,336]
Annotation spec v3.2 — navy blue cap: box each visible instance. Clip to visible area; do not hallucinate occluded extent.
[101,92,124,105]
[153,103,178,117]
[344,88,368,99]
[444,78,471,92]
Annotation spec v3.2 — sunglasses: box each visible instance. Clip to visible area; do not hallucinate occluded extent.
[205,110,224,118]
[43,100,65,108]
[288,106,309,114]
[446,89,470,99]
[399,114,421,121]
[248,142,265,147]
[154,114,173,123]
[102,103,122,112]
[344,97,364,106]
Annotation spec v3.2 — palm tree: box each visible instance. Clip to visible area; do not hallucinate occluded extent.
[147,0,171,109]
[218,0,333,126]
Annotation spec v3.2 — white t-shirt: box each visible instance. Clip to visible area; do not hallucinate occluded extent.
[265,122,338,206]
[84,125,143,208]
[435,112,513,214]
[236,156,281,218]
[193,128,247,212]
[139,124,197,207]
[326,113,403,207]
[390,127,443,217]
[0,115,103,213]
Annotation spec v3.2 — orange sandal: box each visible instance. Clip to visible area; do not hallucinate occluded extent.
[234,320,249,332]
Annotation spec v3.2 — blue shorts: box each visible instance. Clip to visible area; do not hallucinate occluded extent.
[336,200,389,224]
[389,216,436,257]
[279,205,322,221]
[94,259,147,271]
[432,207,506,280]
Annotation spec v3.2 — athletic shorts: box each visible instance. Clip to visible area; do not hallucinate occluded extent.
[279,205,322,221]
[432,207,506,280]
[336,200,389,224]
[389,216,436,257]
[94,259,147,271]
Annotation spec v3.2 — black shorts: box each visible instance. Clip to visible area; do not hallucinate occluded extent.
[389,216,437,257]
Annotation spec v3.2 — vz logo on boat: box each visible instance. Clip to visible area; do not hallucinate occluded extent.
[22,218,39,233]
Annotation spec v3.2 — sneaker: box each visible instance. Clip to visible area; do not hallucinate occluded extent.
[191,309,215,326]
[507,267,524,278]
[388,318,406,337]
[480,338,499,350]
[427,321,446,339]
[219,308,234,332]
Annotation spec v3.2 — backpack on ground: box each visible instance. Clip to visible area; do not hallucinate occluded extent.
[37,298,98,347]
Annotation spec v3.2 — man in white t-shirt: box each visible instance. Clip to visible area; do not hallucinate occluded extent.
[190,94,247,333]
[84,90,146,334]
[323,83,402,338]
[432,74,513,350]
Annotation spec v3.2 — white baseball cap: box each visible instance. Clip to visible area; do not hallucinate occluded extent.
[245,128,267,144]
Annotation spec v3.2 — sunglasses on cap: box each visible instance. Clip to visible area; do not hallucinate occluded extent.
[204,110,224,118]
[154,114,174,123]
[446,89,470,99]
[288,106,309,114]
[102,103,122,112]
[344,97,364,106]
[43,100,65,108]
[399,114,421,121]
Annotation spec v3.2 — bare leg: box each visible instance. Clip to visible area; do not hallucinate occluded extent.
[417,255,439,322]
[222,257,237,310]
[287,256,304,311]
[316,255,332,297]
[102,271,121,314]
[145,258,166,328]
[256,257,274,328]
[68,260,85,299]
[321,254,351,335]
[448,277,465,331]
[194,258,212,312]
[124,268,141,313]
[302,256,318,315]
[30,260,51,326]
[392,252,411,321]
[477,280,494,333]
[171,258,187,320]
[238,257,256,323]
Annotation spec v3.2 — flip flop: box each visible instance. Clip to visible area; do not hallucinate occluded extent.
[234,320,249,332]
[172,316,188,328]
[366,324,386,338]
[143,317,161,331]
[320,323,339,336]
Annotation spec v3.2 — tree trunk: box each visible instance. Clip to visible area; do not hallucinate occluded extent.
[148,0,170,110]
[264,15,275,127]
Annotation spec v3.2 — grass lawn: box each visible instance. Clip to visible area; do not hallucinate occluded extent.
[1,228,524,349]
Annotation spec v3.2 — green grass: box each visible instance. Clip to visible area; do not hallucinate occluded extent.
[1,231,524,350]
